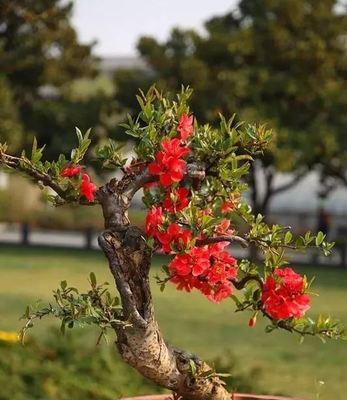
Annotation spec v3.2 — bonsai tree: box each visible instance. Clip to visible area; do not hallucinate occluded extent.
[0,88,345,400]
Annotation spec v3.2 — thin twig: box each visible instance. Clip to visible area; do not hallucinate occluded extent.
[231,275,263,290]
[0,152,67,198]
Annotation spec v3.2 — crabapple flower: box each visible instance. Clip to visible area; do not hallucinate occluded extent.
[145,206,164,236]
[221,200,235,214]
[261,267,311,320]
[163,187,190,212]
[169,246,211,277]
[60,165,82,177]
[148,139,190,187]
[215,219,234,236]
[156,223,192,253]
[207,282,234,303]
[80,173,97,202]
[177,113,194,141]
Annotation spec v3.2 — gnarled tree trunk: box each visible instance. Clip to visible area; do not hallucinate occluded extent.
[97,180,230,400]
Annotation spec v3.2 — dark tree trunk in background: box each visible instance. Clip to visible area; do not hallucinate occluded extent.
[248,163,308,261]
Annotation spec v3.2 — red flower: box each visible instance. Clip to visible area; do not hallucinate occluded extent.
[80,173,97,202]
[170,273,198,292]
[208,242,236,262]
[60,165,82,177]
[207,261,237,285]
[221,201,234,214]
[189,246,211,276]
[145,206,164,236]
[207,282,233,303]
[207,244,237,284]
[169,242,238,302]
[214,219,234,248]
[148,139,190,187]
[216,219,234,236]
[169,246,211,277]
[262,267,311,320]
[177,113,194,141]
[169,254,192,277]
[156,223,192,253]
[161,138,190,159]
[163,187,190,212]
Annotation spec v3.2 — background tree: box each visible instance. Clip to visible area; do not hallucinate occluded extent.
[0,0,97,156]
[0,76,23,152]
[114,0,347,214]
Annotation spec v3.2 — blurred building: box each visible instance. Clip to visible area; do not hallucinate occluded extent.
[99,56,147,76]
[259,170,347,237]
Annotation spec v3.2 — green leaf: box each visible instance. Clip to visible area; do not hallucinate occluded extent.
[24,305,30,319]
[316,231,326,246]
[284,231,292,245]
[189,359,197,376]
[265,324,277,333]
[90,272,97,288]
[60,280,67,290]
[30,137,45,164]
[75,127,83,143]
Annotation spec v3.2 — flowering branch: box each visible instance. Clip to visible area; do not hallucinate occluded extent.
[0,150,67,198]
[0,130,98,205]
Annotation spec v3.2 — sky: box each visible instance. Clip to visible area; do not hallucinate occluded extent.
[72,0,237,57]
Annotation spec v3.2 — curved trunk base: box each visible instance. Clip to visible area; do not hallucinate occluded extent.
[121,394,304,400]
[98,226,230,400]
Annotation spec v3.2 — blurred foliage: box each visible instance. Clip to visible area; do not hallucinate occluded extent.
[0,0,120,158]
[0,331,161,400]
[23,86,123,160]
[0,175,145,230]
[114,0,347,213]
[0,76,23,152]
[0,1,95,90]
[0,330,261,400]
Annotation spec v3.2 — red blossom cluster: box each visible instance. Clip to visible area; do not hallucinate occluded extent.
[261,267,311,320]
[145,114,240,302]
[60,165,97,202]
[169,242,237,302]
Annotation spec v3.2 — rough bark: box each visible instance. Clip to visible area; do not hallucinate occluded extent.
[97,178,230,400]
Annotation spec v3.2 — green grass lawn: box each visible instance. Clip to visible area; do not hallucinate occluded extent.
[0,245,347,400]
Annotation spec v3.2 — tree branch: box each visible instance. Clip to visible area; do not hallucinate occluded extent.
[0,151,68,198]
[272,168,308,195]
[196,235,249,248]
[124,169,154,199]
[232,275,263,290]
[121,160,207,200]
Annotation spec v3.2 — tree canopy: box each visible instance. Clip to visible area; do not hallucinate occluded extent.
[0,76,23,152]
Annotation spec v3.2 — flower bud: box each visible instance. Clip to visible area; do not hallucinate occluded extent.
[248,314,257,328]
